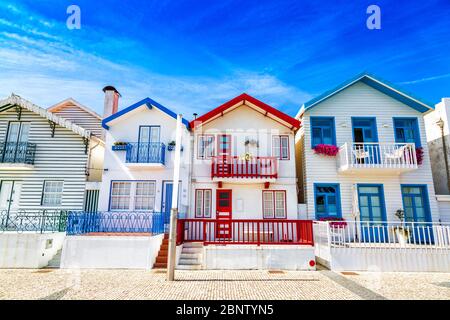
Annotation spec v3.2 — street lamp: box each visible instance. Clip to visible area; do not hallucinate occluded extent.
[437,118,450,194]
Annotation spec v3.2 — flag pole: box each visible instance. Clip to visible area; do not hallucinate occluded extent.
[167,114,183,281]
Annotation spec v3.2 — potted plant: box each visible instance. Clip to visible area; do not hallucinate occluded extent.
[167,141,176,151]
[393,209,410,247]
[313,144,339,157]
[242,152,253,161]
[112,141,128,151]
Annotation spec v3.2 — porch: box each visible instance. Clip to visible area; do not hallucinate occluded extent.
[314,220,450,272]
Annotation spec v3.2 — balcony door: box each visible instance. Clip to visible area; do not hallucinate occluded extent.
[137,126,160,163]
[217,134,232,176]
[3,122,30,163]
[352,118,379,164]
[216,189,232,239]
[401,185,433,243]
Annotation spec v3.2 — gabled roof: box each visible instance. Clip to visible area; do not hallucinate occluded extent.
[102,97,190,130]
[48,98,102,120]
[190,93,301,130]
[300,72,434,115]
[0,94,99,141]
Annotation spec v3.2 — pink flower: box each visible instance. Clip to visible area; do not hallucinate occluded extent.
[319,216,347,227]
[313,144,339,157]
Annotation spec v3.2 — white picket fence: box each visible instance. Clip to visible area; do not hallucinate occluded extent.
[314,221,450,272]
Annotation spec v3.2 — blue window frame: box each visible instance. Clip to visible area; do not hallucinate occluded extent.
[357,184,386,224]
[393,118,421,147]
[310,117,336,148]
[138,125,160,144]
[314,183,342,219]
[401,185,431,223]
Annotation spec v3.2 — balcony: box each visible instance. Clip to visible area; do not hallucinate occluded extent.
[338,142,418,175]
[0,141,36,169]
[125,142,165,169]
[211,156,278,183]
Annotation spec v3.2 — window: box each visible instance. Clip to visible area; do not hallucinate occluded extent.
[310,117,336,147]
[139,126,160,144]
[134,182,156,211]
[42,181,63,206]
[314,184,341,219]
[197,135,215,159]
[195,189,212,218]
[272,135,289,160]
[110,182,131,210]
[394,118,421,147]
[262,191,286,218]
[110,181,156,211]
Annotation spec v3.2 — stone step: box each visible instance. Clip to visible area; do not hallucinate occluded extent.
[180,253,201,260]
[46,249,62,268]
[176,264,202,270]
[182,247,203,254]
[156,256,168,263]
[182,242,203,248]
[154,262,167,268]
[178,258,202,265]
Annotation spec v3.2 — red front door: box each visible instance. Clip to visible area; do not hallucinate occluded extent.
[217,134,232,176]
[216,189,232,239]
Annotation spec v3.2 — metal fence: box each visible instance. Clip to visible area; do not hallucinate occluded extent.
[0,141,37,164]
[0,210,68,233]
[66,211,170,235]
[125,142,166,164]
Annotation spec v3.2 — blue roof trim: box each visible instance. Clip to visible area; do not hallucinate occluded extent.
[303,72,434,114]
[102,97,190,130]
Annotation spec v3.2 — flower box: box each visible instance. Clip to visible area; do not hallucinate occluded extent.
[313,144,339,157]
[112,144,128,151]
[167,145,183,151]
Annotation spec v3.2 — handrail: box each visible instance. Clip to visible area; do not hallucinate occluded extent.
[125,142,166,164]
[211,156,278,179]
[0,141,37,165]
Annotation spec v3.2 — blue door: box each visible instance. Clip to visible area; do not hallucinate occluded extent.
[358,185,387,242]
[162,182,173,229]
[401,185,433,244]
[352,118,380,164]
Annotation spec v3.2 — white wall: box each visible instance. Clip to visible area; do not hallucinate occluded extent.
[191,103,298,219]
[437,195,450,223]
[0,232,65,268]
[299,82,439,222]
[60,234,164,269]
[98,105,191,213]
[203,245,315,270]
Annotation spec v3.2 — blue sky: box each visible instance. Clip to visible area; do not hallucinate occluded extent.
[0,0,449,118]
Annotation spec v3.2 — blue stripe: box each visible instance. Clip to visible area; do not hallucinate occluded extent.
[102,97,190,130]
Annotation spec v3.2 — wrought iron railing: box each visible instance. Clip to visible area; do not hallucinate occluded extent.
[125,142,165,164]
[66,211,170,235]
[0,141,37,165]
[0,210,68,233]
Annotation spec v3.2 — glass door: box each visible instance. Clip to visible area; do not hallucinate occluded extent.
[401,185,433,243]
[137,126,161,162]
[4,122,30,162]
[358,185,387,242]
[352,118,379,164]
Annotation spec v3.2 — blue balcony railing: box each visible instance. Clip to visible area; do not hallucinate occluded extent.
[125,142,165,165]
[0,141,36,165]
[66,211,169,235]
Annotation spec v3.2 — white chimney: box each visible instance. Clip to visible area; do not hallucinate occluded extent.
[102,86,121,117]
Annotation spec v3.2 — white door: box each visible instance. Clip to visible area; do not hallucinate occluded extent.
[0,181,22,214]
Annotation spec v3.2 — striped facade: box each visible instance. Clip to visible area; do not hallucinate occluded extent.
[0,108,89,211]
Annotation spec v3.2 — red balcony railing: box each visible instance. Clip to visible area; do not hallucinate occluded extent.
[176,219,314,246]
[211,156,278,179]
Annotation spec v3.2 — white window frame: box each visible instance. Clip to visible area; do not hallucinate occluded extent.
[272,135,289,160]
[262,190,286,219]
[195,189,212,218]
[41,181,64,206]
[110,181,156,211]
[197,135,215,159]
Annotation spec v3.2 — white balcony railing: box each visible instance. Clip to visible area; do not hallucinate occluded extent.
[338,142,418,173]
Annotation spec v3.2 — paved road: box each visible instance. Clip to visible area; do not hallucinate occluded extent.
[0,269,449,300]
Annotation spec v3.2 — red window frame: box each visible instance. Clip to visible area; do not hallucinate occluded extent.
[262,190,287,219]
[272,135,290,160]
[197,134,215,159]
[194,189,212,218]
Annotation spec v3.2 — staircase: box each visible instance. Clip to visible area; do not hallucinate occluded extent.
[153,234,169,269]
[46,249,62,268]
[177,242,203,270]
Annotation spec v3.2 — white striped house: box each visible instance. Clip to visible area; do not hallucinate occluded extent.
[0,94,104,213]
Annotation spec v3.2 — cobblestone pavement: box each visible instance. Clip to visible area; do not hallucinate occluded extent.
[0,269,449,300]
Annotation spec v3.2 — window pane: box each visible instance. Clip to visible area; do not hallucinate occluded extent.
[204,190,211,217]
[195,190,203,217]
[42,181,63,206]
[275,191,286,218]
[110,182,131,210]
[134,182,155,210]
[263,192,274,218]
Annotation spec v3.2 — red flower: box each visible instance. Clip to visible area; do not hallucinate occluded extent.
[415,147,424,165]
[313,144,339,157]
